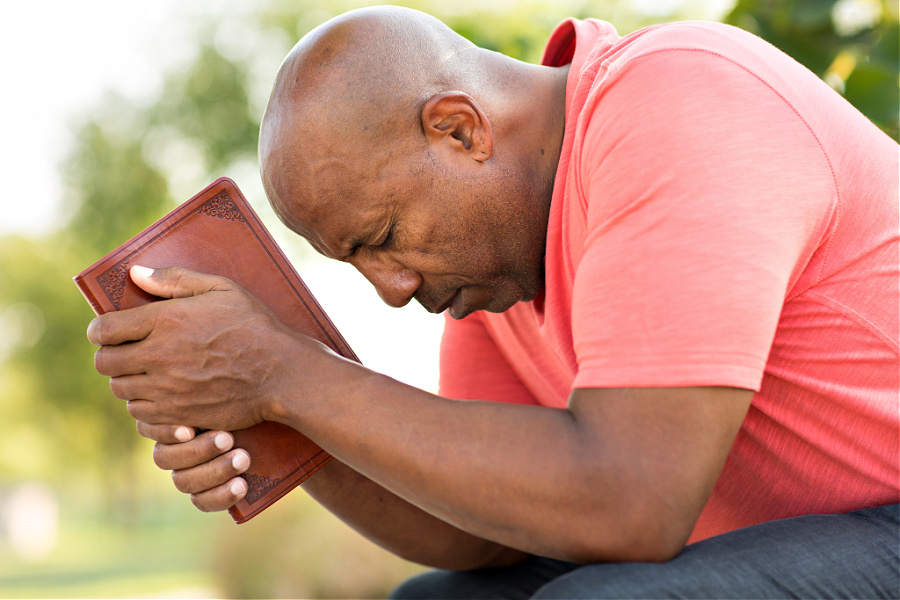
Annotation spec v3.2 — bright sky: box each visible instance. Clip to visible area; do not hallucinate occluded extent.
[0,0,733,235]
[0,0,737,393]
[0,0,443,392]
[1,1,183,235]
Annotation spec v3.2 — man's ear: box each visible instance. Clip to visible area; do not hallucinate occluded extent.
[421,91,493,162]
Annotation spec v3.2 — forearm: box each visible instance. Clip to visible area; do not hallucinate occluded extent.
[266,339,750,564]
[99,270,746,565]
[303,458,529,570]
[267,350,640,562]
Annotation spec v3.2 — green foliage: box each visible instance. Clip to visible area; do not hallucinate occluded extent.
[212,492,422,598]
[0,235,126,473]
[64,117,172,255]
[258,0,699,63]
[0,0,894,596]
[726,0,899,139]
[0,494,218,597]
[0,233,144,527]
[154,43,260,173]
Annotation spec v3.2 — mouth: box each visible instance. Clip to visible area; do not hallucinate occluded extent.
[427,288,461,315]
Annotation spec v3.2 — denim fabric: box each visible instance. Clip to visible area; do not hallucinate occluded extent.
[390,504,899,600]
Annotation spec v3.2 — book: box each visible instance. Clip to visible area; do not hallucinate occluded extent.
[73,177,358,523]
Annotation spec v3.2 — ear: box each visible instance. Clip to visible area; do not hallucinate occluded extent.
[421,91,493,162]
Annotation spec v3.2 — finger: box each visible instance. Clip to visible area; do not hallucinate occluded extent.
[136,421,195,444]
[95,343,148,377]
[129,265,234,300]
[125,398,161,423]
[171,448,251,494]
[126,397,192,425]
[189,476,249,513]
[87,309,156,347]
[153,430,235,470]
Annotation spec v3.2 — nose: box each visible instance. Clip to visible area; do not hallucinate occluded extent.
[353,254,422,308]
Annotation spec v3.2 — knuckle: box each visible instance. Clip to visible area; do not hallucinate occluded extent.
[93,348,108,374]
[108,377,125,398]
[190,493,210,512]
[152,443,168,469]
[124,399,146,420]
[87,317,106,346]
[158,265,183,281]
[170,272,186,293]
[172,470,192,494]
[136,421,165,441]
[207,271,235,291]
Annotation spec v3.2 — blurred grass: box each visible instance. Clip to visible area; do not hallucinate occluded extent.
[4,1,894,597]
[0,500,218,598]
[213,484,426,599]
[0,479,423,599]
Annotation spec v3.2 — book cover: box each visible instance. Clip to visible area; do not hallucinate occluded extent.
[74,177,357,523]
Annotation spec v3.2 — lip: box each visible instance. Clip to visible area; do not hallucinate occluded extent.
[447,289,465,319]
[430,288,460,315]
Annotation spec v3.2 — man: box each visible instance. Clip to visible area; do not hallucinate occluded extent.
[87,6,899,598]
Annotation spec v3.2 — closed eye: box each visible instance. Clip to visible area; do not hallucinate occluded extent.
[377,225,394,249]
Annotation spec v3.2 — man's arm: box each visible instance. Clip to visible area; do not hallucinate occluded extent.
[91,267,751,565]
[267,370,749,563]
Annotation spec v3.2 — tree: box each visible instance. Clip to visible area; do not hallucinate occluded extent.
[0,0,893,596]
[726,0,899,139]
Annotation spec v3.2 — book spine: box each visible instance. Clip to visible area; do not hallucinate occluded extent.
[72,275,108,317]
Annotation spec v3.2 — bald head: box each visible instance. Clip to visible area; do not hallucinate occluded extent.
[270,8,471,128]
[258,7,506,232]
[256,7,569,316]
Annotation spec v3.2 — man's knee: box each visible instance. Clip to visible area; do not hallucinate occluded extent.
[530,559,731,600]
[389,570,448,600]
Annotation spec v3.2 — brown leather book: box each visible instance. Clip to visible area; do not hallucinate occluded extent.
[73,177,357,523]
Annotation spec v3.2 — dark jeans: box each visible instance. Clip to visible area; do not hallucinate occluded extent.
[390,503,899,599]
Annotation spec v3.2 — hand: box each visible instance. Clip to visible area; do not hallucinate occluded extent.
[88,265,296,431]
[137,422,252,512]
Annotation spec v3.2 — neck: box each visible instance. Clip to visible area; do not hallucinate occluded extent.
[482,51,569,189]
[539,63,570,180]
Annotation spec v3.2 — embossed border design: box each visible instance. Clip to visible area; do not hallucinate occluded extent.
[96,264,131,311]
[198,190,247,223]
[243,473,283,504]
[96,190,245,309]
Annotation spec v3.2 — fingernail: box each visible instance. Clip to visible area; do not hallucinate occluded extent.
[232,452,250,471]
[230,479,247,497]
[174,426,193,442]
[130,265,154,279]
[214,432,232,451]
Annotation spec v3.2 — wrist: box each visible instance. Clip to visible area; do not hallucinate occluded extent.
[256,327,367,429]
[256,326,301,424]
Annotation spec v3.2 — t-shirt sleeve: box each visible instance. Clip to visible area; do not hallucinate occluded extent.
[570,44,836,391]
[439,313,540,405]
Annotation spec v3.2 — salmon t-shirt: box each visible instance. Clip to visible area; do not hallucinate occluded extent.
[439,19,899,543]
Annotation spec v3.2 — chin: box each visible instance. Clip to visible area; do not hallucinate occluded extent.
[454,277,540,319]
[483,289,526,315]
[448,293,512,320]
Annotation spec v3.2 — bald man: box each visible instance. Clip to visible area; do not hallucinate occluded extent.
[88,7,899,599]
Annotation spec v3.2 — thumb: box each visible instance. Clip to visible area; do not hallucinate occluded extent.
[129,265,233,300]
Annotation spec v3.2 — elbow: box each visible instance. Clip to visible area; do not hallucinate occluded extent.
[554,512,691,565]
[392,537,530,572]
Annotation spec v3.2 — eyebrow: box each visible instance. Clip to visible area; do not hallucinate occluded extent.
[342,219,390,257]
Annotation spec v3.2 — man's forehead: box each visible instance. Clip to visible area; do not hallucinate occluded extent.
[261,108,401,259]
[279,179,390,260]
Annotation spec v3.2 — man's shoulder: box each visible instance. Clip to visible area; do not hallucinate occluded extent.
[594,21,814,94]
[597,21,785,75]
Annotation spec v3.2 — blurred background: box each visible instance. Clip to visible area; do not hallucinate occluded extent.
[0,0,895,597]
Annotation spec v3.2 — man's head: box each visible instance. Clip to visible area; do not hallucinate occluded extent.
[259,6,566,319]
